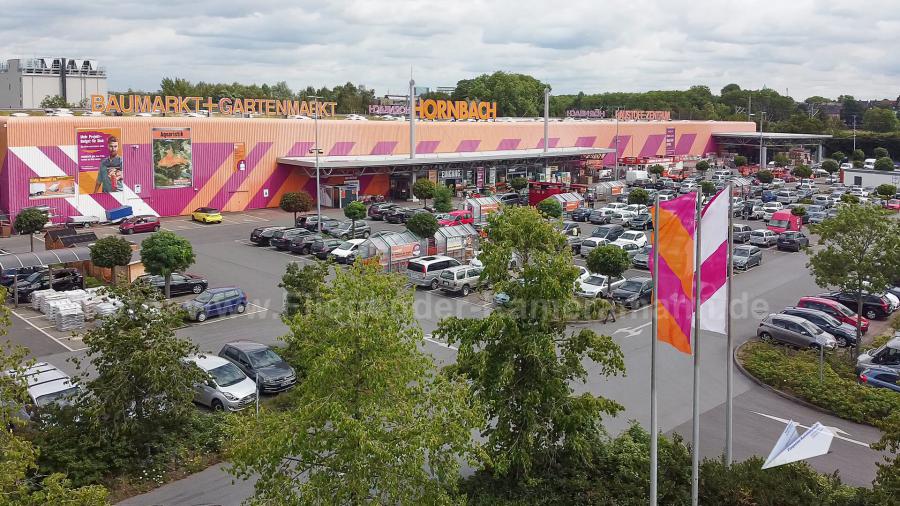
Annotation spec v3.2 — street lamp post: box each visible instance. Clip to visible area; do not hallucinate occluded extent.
[852,114,857,154]
[758,112,766,169]
[307,95,323,232]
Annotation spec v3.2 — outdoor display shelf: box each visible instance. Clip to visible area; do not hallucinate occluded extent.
[433,224,479,264]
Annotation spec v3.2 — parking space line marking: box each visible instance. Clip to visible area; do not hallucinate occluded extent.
[424,336,458,351]
[11,310,81,352]
[188,303,269,327]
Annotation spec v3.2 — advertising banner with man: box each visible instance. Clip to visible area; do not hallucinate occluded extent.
[152,127,193,188]
[76,127,124,194]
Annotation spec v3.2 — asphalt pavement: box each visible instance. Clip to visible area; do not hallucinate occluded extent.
[0,202,890,505]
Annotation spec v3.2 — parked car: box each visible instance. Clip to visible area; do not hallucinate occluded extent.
[288,233,324,254]
[269,227,311,250]
[776,231,809,252]
[886,199,900,212]
[218,341,296,393]
[811,195,832,208]
[329,238,367,264]
[629,213,653,230]
[819,291,894,320]
[611,277,653,309]
[796,296,870,333]
[732,224,752,243]
[324,220,371,239]
[135,272,208,296]
[186,355,257,411]
[436,210,473,227]
[761,202,784,221]
[250,226,288,246]
[367,202,399,220]
[616,230,647,248]
[191,207,223,224]
[119,215,160,234]
[8,362,80,422]
[1,266,45,287]
[579,237,608,258]
[780,306,859,348]
[808,211,828,224]
[749,229,778,247]
[589,208,615,224]
[182,287,247,322]
[732,245,762,270]
[858,368,900,393]
[757,313,837,350]
[406,255,462,289]
[631,245,652,269]
[571,207,593,222]
[775,191,798,205]
[497,193,521,206]
[438,265,484,296]
[611,239,643,259]
[311,238,343,259]
[302,215,340,232]
[857,334,900,373]
[384,207,412,224]
[576,274,626,298]
[11,268,83,302]
[591,224,625,242]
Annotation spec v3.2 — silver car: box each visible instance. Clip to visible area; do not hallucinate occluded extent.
[579,237,609,258]
[406,256,461,289]
[856,334,900,374]
[733,245,762,270]
[438,265,484,296]
[187,355,258,411]
[757,314,837,350]
[749,229,778,247]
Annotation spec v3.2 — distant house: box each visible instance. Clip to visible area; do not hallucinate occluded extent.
[818,103,842,121]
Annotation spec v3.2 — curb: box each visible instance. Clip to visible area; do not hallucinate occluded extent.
[733,339,840,418]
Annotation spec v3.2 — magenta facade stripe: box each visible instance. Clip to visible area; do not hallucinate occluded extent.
[574,136,596,148]
[38,146,78,174]
[603,135,630,164]
[287,141,315,157]
[675,133,697,155]
[496,138,520,150]
[151,143,232,217]
[533,137,559,149]
[416,140,440,154]
[701,136,717,156]
[638,134,665,157]
[0,156,8,217]
[209,142,273,209]
[5,152,81,223]
[456,140,480,152]
[369,141,397,155]
[328,142,355,156]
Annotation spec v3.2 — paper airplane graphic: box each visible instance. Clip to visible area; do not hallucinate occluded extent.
[762,421,834,469]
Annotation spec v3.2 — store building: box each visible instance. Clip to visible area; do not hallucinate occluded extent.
[0,115,753,223]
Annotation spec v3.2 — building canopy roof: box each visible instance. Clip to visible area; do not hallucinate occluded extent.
[712,131,832,147]
[0,246,138,270]
[278,147,613,169]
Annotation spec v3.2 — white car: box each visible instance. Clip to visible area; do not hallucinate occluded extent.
[329,238,367,264]
[576,274,626,298]
[579,237,608,258]
[617,230,648,248]
[771,178,785,187]
[346,114,368,121]
[186,355,257,411]
[624,204,647,215]
[679,182,698,194]
[761,202,783,221]
[612,209,637,221]
[605,202,629,211]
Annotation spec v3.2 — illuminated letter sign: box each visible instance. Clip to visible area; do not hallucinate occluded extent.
[614,110,672,121]
[415,99,497,121]
[90,95,338,117]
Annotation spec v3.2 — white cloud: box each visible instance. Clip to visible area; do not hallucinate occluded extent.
[0,0,898,100]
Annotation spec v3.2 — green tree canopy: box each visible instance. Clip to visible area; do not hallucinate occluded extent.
[89,236,134,285]
[343,200,367,237]
[701,181,717,195]
[279,261,329,318]
[279,191,313,223]
[586,245,631,297]
[831,151,845,162]
[648,164,665,177]
[874,157,895,171]
[452,72,549,117]
[876,184,897,198]
[792,164,813,178]
[874,147,890,159]
[411,178,436,207]
[14,208,48,252]
[227,261,480,504]
[791,206,807,217]
[773,153,790,168]
[695,160,710,172]
[852,149,866,161]
[756,169,774,184]
[406,211,439,239]
[39,95,75,109]
[432,184,454,212]
[821,159,839,174]
[733,155,748,167]
[140,230,195,297]
[509,177,528,191]
[537,198,563,219]
[862,107,900,133]
[628,188,650,205]
[841,193,860,204]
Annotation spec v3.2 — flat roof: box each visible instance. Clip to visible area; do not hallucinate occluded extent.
[713,132,832,140]
[277,147,613,169]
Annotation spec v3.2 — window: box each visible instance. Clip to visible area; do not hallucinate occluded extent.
[211,292,226,302]
[877,348,900,365]
[222,347,238,361]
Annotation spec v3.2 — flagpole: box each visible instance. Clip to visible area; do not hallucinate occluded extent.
[726,183,734,466]
[691,190,702,506]
[650,195,661,506]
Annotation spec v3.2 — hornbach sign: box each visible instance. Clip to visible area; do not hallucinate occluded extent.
[90,94,338,117]
[415,99,497,121]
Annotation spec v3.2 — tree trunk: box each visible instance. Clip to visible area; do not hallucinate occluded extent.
[29,233,34,252]
[165,273,172,299]
[293,211,297,224]
[855,295,864,359]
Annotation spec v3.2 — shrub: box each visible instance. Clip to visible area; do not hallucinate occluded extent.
[876,184,897,198]
[733,155,748,167]
[874,157,894,171]
[756,169,774,184]
[627,188,650,205]
[695,160,710,171]
[821,158,840,174]
[433,185,454,212]
[537,198,562,218]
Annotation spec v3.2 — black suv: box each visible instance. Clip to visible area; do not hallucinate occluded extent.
[250,226,288,246]
[288,233,324,254]
[819,292,894,320]
[367,203,399,220]
[611,277,653,309]
[11,268,83,302]
[591,224,625,242]
[776,231,809,252]
[219,341,297,394]
[571,207,593,222]
[269,228,311,250]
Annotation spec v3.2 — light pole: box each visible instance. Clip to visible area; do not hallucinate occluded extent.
[307,95,323,232]
[852,114,857,154]
[757,112,766,169]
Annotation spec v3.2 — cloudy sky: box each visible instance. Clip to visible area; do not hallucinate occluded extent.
[2,0,898,100]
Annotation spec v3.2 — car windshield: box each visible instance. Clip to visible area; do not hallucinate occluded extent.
[620,281,643,292]
[35,386,79,406]
[832,303,854,316]
[247,348,282,368]
[194,291,213,303]
[585,275,607,286]
[734,249,750,257]
[770,220,789,228]
[209,362,246,387]
[24,272,44,283]
[817,313,842,327]
[435,214,451,220]
[337,241,355,250]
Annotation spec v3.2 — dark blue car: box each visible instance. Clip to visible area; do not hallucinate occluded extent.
[858,369,900,393]
[761,190,777,203]
[182,287,248,322]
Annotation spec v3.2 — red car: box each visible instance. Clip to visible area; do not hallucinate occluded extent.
[886,199,900,212]
[437,210,473,227]
[119,215,161,234]
[796,296,869,333]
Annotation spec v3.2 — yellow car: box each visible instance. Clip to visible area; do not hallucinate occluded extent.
[191,207,223,223]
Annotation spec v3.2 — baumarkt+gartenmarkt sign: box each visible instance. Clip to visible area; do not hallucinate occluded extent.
[90,94,338,117]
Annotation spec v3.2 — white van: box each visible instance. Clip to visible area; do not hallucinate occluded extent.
[863,158,876,169]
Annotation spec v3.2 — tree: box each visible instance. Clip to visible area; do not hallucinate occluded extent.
[436,206,625,485]
[509,177,528,191]
[343,200,367,238]
[406,211,439,239]
[852,149,866,162]
[226,261,479,504]
[791,206,807,225]
[279,261,329,318]
[140,230,195,298]
[862,107,900,133]
[279,191,313,223]
[89,236,133,285]
[831,151,845,162]
[841,193,860,204]
[872,412,900,504]
[14,207,48,252]
[821,159,839,174]
[808,205,900,357]
[773,153,790,168]
[39,94,73,109]
[756,169,774,184]
[792,164,813,178]
[695,160,710,172]
[628,188,650,206]
[874,157,895,171]
[648,164,665,178]
[411,179,436,207]
[537,198,563,219]
[701,181,717,196]
[733,155,748,167]
[452,71,549,117]
[433,184,454,212]
[586,245,631,297]
[874,147,890,159]
[876,184,897,199]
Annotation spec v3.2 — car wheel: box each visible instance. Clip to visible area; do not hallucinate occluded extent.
[154,225,160,232]
[430,278,439,290]
[126,228,133,235]
[211,399,224,412]
[759,332,774,343]
[462,285,470,297]
[196,312,207,322]
[836,336,848,348]
[302,246,311,255]
[192,284,203,294]
[362,231,370,239]
[236,304,246,314]
[865,309,878,320]
[341,234,348,240]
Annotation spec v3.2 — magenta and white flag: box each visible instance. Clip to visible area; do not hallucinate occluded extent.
[697,189,729,334]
